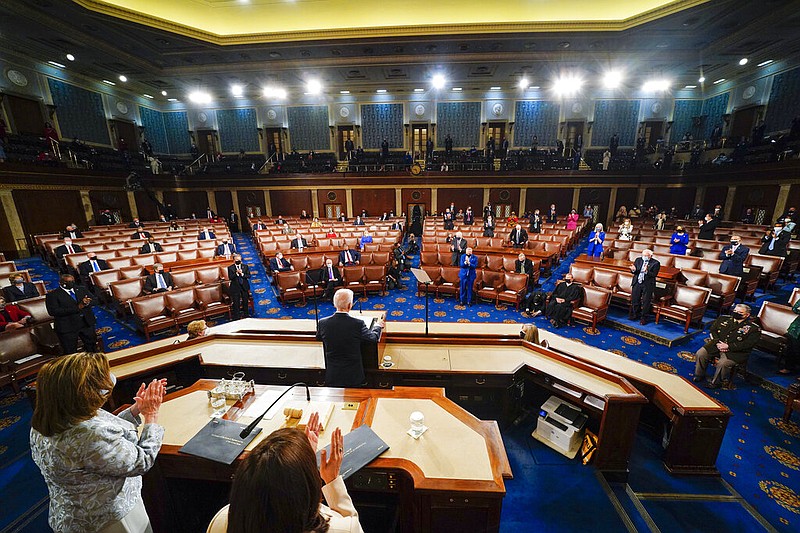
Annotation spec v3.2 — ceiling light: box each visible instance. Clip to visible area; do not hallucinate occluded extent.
[118,75,128,82]
[431,74,446,90]
[102,79,116,86]
[757,59,774,67]
[48,61,66,68]
[167,98,178,102]
[65,54,75,62]
[143,94,154,99]
[684,85,697,89]
[263,87,286,99]
[713,78,726,85]
[161,90,168,96]
[553,75,583,96]
[602,71,623,89]
[188,91,212,104]
[452,87,462,91]
[376,89,387,93]
[642,79,670,92]
[738,58,748,66]
[530,86,540,89]
[698,76,706,83]
[305,79,322,94]
[340,90,350,94]
[414,88,425,92]
[518,77,530,89]
[231,84,244,97]
[490,86,501,90]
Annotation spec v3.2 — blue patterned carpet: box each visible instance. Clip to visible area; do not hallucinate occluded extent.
[1,234,799,532]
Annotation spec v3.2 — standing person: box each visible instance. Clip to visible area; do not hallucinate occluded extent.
[565,209,579,231]
[698,214,719,241]
[759,222,791,257]
[587,224,605,257]
[629,249,660,325]
[316,289,384,387]
[654,213,666,230]
[602,150,611,171]
[719,235,749,277]
[547,204,558,224]
[45,274,97,354]
[545,273,583,328]
[528,209,542,234]
[448,232,467,266]
[227,254,251,320]
[443,208,455,230]
[619,218,634,241]
[228,211,239,233]
[781,300,800,374]
[31,353,166,533]
[463,207,475,225]
[693,304,760,387]
[669,226,690,255]
[459,247,478,306]
[483,214,495,237]
[509,224,528,248]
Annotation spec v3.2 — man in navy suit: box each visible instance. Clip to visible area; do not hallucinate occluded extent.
[459,247,478,306]
[718,236,749,277]
[269,252,293,273]
[54,238,83,263]
[77,253,110,287]
[215,238,236,257]
[198,227,216,240]
[227,254,251,319]
[3,273,39,302]
[338,248,361,267]
[629,249,661,325]
[45,274,97,354]
[139,238,163,254]
[315,288,385,387]
[252,219,267,231]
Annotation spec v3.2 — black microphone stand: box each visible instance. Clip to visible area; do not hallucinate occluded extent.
[240,382,310,439]
[305,271,319,328]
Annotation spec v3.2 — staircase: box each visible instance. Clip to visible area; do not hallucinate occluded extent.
[578,158,591,171]
[337,160,349,172]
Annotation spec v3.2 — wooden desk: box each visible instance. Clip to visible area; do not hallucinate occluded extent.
[145,380,510,533]
[144,256,232,274]
[574,254,681,281]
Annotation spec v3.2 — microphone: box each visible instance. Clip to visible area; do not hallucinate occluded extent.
[359,298,363,314]
[239,382,310,439]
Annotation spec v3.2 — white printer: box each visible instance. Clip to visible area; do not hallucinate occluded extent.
[531,396,588,459]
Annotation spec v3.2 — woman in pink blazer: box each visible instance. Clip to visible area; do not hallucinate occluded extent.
[565,209,580,231]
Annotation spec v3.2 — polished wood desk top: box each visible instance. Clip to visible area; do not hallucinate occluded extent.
[144,256,232,274]
[574,254,680,281]
[158,380,510,492]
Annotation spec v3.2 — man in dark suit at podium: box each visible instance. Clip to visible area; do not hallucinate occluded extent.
[227,254,251,319]
[630,249,660,325]
[316,288,385,387]
[45,274,97,354]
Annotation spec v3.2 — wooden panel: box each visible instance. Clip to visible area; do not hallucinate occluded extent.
[13,189,87,236]
[440,188,483,213]
[214,191,234,218]
[269,190,312,217]
[642,187,696,218]
[578,187,611,224]
[787,184,800,214]
[703,186,728,216]
[134,190,161,221]
[88,190,132,223]
[402,188,431,215]
[316,189,347,218]
[352,188,395,216]
[614,188,638,215]
[0,197,19,259]
[6,95,45,135]
[489,188,520,213]
[237,190,266,218]
[731,184,780,222]
[524,188,573,213]
[162,191,209,220]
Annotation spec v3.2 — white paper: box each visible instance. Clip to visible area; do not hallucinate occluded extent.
[241,389,285,420]
[349,312,374,328]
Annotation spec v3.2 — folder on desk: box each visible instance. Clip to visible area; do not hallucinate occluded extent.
[179,418,262,465]
[317,424,389,480]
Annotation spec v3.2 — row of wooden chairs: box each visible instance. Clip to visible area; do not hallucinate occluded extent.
[131,284,232,341]
[415,266,531,310]
[275,265,388,305]
[420,251,541,286]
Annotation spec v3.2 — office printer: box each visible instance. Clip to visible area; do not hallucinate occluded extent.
[531,396,588,459]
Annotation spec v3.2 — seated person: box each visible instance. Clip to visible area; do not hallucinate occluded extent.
[759,222,791,257]
[207,424,361,533]
[269,252,293,273]
[405,234,419,255]
[275,215,286,226]
[54,238,84,263]
[77,253,110,284]
[507,212,519,227]
[353,216,365,226]
[128,217,145,229]
[326,228,338,238]
[693,304,760,388]
[390,220,403,231]
[339,248,361,267]
[168,221,183,232]
[143,264,174,293]
[281,223,296,235]
[299,209,311,220]
[509,224,528,248]
[311,217,323,228]
[545,273,583,328]
[198,227,216,240]
[3,273,40,302]
[139,238,163,254]
[215,238,236,257]
[337,213,348,222]
[359,230,373,250]
[251,219,267,231]
[130,229,151,240]
[319,259,342,300]
[61,224,83,239]
[186,319,208,340]
[290,233,309,250]
[0,296,33,331]
[515,252,535,285]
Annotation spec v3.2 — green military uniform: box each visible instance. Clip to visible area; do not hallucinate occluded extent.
[695,315,760,385]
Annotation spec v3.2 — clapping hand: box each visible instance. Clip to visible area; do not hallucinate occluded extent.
[132,378,167,424]
[304,411,321,450]
[319,427,344,485]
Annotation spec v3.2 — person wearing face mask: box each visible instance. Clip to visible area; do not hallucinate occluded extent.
[3,273,40,302]
[45,274,97,354]
[139,237,163,254]
[719,235,749,277]
[54,238,84,266]
[0,296,33,331]
[319,258,342,301]
[697,214,719,241]
[629,249,660,325]
[545,274,583,328]
[61,224,83,240]
[519,323,539,344]
[669,226,690,255]
[78,253,110,289]
[215,238,236,257]
[483,214,495,237]
[587,223,605,257]
[227,254,251,319]
[459,247,478,306]
[693,304,760,388]
[528,209,542,234]
[143,264,174,294]
[759,222,791,257]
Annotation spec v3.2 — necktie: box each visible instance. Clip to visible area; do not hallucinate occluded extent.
[157,273,166,289]
[69,290,77,301]
[329,267,334,280]
[516,232,520,244]
[67,245,74,254]
[92,261,99,272]
[639,261,648,283]
[769,238,776,251]
[345,251,352,263]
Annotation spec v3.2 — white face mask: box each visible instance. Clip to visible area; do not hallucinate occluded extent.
[100,372,117,396]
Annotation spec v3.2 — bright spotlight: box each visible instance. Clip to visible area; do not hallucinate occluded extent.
[738,58,748,66]
[518,77,530,89]
[553,75,583,96]
[188,91,212,104]
[161,90,168,96]
[431,74,446,90]
[231,84,244,97]
[66,53,75,62]
[642,79,670,92]
[602,71,623,89]
[698,76,706,83]
[118,75,128,83]
[306,79,322,94]
[263,87,287,99]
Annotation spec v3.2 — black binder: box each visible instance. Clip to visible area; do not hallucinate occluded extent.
[179,418,262,465]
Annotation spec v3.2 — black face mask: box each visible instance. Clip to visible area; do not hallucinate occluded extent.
[235,260,242,265]
[156,270,164,275]
[731,241,740,246]
[519,331,526,339]
[732,311,746,320]
[62,281,75,290]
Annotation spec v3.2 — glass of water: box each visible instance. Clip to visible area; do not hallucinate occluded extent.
[410,411,425,438]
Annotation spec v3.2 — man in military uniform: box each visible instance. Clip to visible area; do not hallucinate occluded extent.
[693,304,760,388]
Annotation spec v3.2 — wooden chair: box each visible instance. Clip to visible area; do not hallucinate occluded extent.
[756,301,796,359]
[476,270,504,304]
[497,272,528,310]
[343,266,366,297]
[194,284,232,320]
[655,285,711,332]
[437,267,461,299]
[364,265,387,296]
[276,271,306,305]
[131,294,176,341]
[165,288,205,327]
[571,286,612,330]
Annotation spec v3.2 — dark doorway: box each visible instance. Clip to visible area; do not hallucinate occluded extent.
[337,126,355,160]
[487,122,506,152]
[196,129,218,158]
[565,121,584,156]
[730,107,762,143]
[643,121,663,148]
[411,124,429,160]
[5,95,45,135]
[264,127,282,159]
[111,120,137,152]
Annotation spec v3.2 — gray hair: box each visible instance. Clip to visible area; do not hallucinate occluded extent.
[734,303,752,315]
[333,288,354,311]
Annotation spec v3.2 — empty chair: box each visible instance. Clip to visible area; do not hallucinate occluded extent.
[673,256,700,270]
[756,301,796,357]
[364,265,387,296]
[417,266,441,295]
[289,256,309,271]
[342,266,366,297]
[90,269,122,295]
[706,272,740,315]
[680,269,709,287]
[106,257,134,270]
[198,248,216,258]
[195,267,223,285]
[571,286,612,330]
[194,284,231,320]
[655,285,711,332]
[437,251,452,266]
[110,278,145,316]
[166,288,205,326]
[371,251,390,265]
[132,294,175,341]
[476,270,504,304]
[171,270,198,288]
[591,268,617,291]
[307,255,325,270]
[569,264,594,285]
[611,271,634,309]
[497,272,528,310]
[437,267,461,299]
[156,252,179,264]
[0,328,59,390]
[16,296,51,325]
[276,271,306,305]
[748,254,784,290]
[132,254,156,266]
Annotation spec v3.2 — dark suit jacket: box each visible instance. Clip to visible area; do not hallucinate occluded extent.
[55,243,84,261]
[515,258,534,276]
[78,258,110,278]
[547,211,558,223]
[698,219,719,241]
[45,287,96,334]
[252,223,266,231]
[759,231,791,256]
[61,230,84,239]
[269,257,292,272]
[128,222,146,229]
[139,242,163,254]
[338,249,361,266]
[3,282,40,302]
[131,231,151,240]
[319,265,341,287]
[631,257,660,288]
[227,264,251,294]
[198,231,216,240]
[509,228,529,245]
[316,312,382,387]
[718,245,749,277]
[0,304,32,330]
[463,212,475,224]
[216,243,237,256]
[144,272,174,293]
[291,237,309,249]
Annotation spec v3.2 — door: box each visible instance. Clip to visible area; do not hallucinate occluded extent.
[743,206,768,225]
[411,124,429,160]
[487,122,505,152]
[6,95,45,135]
[730,107,760,143]
[565,122,584,155]
[111,119,137,152]
[494,204,512,218]
[264,128,283,160]
[245,205,262,218]
[337,126,355,160]
[196,129,218,157]
[643,121,663,148]
[324,203,343,219]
